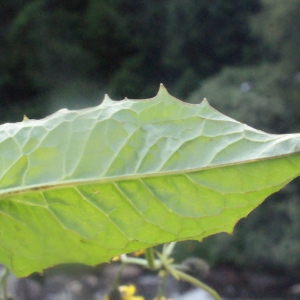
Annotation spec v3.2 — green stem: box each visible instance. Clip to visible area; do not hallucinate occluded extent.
[145,247,156,270]
[120,255,162,268]
[169,268,222,300]
[0,266,9,300]
[163,242,176,257]
[111,262,126,291]
[156,270,167,300]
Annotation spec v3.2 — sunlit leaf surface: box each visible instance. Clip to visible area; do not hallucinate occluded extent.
[1,85,300,276]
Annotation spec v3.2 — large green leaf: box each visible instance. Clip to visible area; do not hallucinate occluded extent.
[1,85,300,277]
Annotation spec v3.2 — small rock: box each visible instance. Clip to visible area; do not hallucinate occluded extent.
[173,288,215,300]
[288,283,300,295]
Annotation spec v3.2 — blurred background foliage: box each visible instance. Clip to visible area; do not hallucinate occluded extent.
[0,0,261,120]
[1,0,300,274]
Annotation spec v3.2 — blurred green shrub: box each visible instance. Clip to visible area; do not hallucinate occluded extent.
[0,0,261,122]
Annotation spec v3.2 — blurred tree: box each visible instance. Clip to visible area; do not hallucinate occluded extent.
[6,1,94,91]
[0,0,95,121]
[81,0,168,98]
[250,0,300,132]
[163,0,262,97]
[188,64,287,133]
[0,0,262,122]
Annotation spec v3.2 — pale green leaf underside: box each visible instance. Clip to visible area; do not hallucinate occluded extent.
[1,85,300,277]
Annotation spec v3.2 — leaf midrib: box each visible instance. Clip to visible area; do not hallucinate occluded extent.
[1,151,300,198]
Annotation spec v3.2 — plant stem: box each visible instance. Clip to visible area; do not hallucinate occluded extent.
[0,266,9,300]
[111,262,126,291]
[171,268,222,300]
[163,242,176,257]
[145,247,156,270]
[120,255,162,268]
[156,270,167,300]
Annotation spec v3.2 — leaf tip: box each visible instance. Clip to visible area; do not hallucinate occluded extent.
[158,83,169,95]
[156,83,175,101]
[199,97,215,109]
[23,115,29,121]
[201,98,211,106]
[102,94,114,105]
